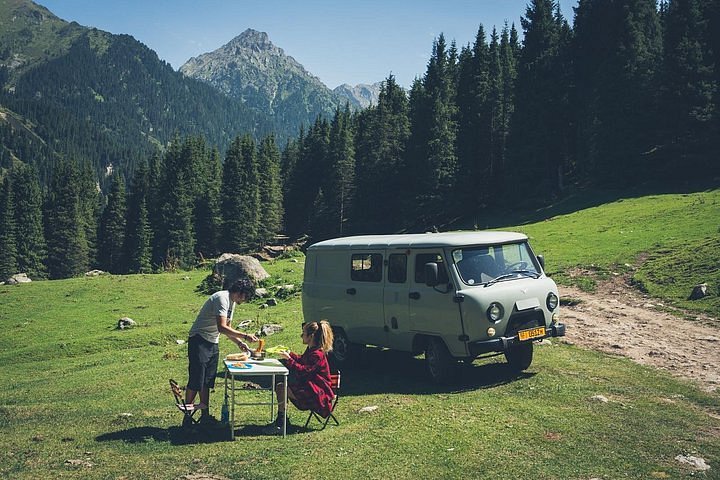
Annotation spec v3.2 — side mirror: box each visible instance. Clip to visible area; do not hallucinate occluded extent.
[424,262,439,287]
[537,255,545,270]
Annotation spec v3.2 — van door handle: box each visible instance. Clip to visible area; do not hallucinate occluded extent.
[409,292,420,300]
[346,288,356,295]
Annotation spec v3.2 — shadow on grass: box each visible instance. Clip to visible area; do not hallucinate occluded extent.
[336,347,535,396]
[95,424,234,445]
[95,422,316,445]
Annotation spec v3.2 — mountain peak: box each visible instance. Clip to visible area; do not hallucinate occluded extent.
[180,28,337,119]
[231,29,270,46]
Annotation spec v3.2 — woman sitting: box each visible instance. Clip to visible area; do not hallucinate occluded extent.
[266,321,335,433]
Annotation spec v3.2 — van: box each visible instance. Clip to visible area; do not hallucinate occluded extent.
[302,231,566,382]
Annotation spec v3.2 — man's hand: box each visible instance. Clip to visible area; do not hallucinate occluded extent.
[233,337,252,352]
[244,333,259,343]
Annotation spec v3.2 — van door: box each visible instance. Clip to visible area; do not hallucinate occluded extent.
[346,252,386,346]
[383,252,412,350]
[408,251,467,357]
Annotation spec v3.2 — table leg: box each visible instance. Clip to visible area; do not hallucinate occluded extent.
[270,374,275,422]
[282,375,287,437]
[230,370,235,440]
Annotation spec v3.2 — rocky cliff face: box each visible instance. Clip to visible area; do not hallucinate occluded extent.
[180,29,380,126]
[333,82,383,109]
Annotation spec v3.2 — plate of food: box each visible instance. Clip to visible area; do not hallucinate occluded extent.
[264,345,290,356]
[228,362,252,369]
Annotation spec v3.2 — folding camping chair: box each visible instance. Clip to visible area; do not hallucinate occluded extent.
[303,371,341,431]
[169,379,206,426]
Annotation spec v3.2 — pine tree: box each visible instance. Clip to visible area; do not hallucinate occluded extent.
[162,137,196,269]
[11,165,47,279]
[78,162,100,269]
[124,162,153,273]
[194,147,222,259]
[504,0,576,201]
[660,0,717,178]
[0,176,18,280]
[257,134,284,246]
[221,135,261,252]
[320,106,355,239]
[97,174,127,273]
[455,26,491,212]
[498,23,520,187]
[573,0,662,184]
[147,151,166,269]
[44,159,90,279]
[282,118,329,239]
[351,75,410,234]
[408,34,459,229]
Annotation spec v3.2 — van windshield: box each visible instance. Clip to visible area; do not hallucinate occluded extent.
[452,242,540,286]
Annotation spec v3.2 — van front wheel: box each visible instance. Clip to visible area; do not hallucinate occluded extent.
[425,338,456,383]
[504,342,533,371]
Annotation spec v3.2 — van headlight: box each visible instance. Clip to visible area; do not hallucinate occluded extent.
[486,302,504,322]
[546,292,559,311]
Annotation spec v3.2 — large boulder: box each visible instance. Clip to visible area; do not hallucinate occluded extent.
[214,254,269,289]
[6,273,31,285]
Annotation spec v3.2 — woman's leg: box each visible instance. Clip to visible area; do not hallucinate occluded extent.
[274,383,298,428]
[275,382,297,414]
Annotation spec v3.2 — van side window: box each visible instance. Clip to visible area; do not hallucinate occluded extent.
[388,254,407,283]
[414,253,449,284]
[351,253,383,282]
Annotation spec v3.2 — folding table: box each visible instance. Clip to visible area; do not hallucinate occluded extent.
[223,358,289,438]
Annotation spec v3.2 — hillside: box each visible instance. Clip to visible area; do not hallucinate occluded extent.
[0,1,273,184]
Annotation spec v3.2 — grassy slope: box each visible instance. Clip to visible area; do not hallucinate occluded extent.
[515,190,720,318]
[1,191,719,479]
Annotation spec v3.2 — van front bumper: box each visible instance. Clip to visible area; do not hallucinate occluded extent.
[468,322,566,356]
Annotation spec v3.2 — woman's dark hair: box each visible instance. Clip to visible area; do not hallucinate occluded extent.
[228,278,255,298]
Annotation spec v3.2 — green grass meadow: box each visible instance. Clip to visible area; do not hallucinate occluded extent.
[1,190,719,479]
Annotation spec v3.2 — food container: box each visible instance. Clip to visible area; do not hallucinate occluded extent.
[226,352,249,361]
[251,351,266,360]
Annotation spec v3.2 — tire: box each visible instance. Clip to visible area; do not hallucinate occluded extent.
[330,328,358,366]
[504,342,534,372]
[425,337,457,383]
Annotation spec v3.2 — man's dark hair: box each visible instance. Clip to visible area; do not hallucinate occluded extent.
[229,278,255,298]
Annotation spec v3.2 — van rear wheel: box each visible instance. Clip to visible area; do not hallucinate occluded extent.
[425,338,456,383]
[330,329,357,366]
[505,342,533,371]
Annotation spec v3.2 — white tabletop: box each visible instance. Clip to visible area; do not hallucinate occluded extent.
[224,357,289,376]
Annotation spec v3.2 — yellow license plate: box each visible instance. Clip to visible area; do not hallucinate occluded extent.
[518,326,546,342]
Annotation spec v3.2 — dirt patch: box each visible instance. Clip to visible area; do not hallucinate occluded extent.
[559,273,719,393]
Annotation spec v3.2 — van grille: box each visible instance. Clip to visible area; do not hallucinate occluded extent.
[504,309,544,336]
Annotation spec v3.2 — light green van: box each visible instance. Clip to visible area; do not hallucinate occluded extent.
[302,231,566,382]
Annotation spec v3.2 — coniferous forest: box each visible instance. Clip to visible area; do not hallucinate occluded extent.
[1,0,719,280]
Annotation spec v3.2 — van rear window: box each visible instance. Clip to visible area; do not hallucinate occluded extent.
[351,253,383,282]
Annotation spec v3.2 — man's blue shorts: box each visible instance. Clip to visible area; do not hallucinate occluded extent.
[187,335,219,391]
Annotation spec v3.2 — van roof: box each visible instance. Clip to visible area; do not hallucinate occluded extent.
[308,231,528,250]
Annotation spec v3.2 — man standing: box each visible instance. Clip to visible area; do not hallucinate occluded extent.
[185,278,258,425]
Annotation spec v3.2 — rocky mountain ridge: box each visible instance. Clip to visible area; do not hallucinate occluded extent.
[180,29,380,119]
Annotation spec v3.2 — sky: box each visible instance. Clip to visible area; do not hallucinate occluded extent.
[36,0,577,90]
